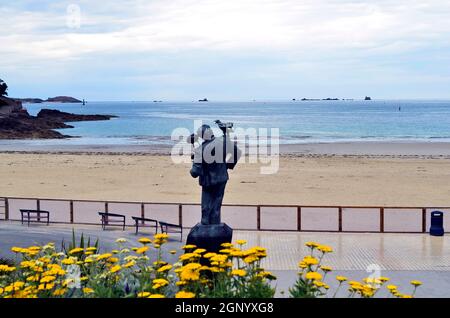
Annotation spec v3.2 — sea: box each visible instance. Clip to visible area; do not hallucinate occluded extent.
[2,100,450,148]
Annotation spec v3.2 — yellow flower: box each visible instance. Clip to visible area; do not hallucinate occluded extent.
[97,253,113,261]
[116,238,127,243]
[305,242,319,248]
[302,256,319,266]
[320,266,332,272]
[0,265,16,272]
[402,295,413,298]
[53,288,67,296]
[138,238,152,245]
[86,247,97,252]
[107,257,119,263]
[298,261,307,269]
[314,281,325,288]
[179,253,200,261]
[152,278,169,289]
[243,255,259,264]
[170,250,177,255]
[11,247,26,253]
[38,283,55,291]
[379,277,390,283]
[317,245,333,253]
[123,261,136,268]
[193,248,206,254]
[203,252,217,259]
[336,276,347,282]
[176,281,188,286]
[69,247,84,255]
[220,243,233,248]
[40,276,56,283]
[410,280,422,287]
[148,294,165,298]
[231,269,247,277]
[176,291,196,298]
[138,292,151,298]
[387,284,398,291]
[182,244,197,250]
[236,240,247,245]
[110,265,122,273]
[157,264,173,272]
[305,271,322,281]
[180,263,201,281]
[257,271,277,280]
[61,258,76,265]
[136,246,149,254]
[83,288,94,294]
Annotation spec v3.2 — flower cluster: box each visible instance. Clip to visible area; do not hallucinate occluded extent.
[290,241,422,298]
[0,237,422,298]
[174,240,276,298]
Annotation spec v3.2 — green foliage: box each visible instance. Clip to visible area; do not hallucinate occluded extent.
[61,229,99,257]
[0,79,8,96]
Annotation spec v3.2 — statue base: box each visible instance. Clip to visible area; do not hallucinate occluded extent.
[186,223,233,253]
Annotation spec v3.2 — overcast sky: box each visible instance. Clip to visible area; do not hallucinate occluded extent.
[1,0,450,100]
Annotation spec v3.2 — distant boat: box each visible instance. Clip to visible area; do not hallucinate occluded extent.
[82,99,86,106]
[198,98,208,102]
[365,96,372,101]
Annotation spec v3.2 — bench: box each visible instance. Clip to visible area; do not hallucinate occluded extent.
[159,221,183,242]
[132,216,158,235]
[20,209,50,226]
[98,212,126,231]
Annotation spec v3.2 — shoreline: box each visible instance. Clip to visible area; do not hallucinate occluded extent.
[0,141,450,158]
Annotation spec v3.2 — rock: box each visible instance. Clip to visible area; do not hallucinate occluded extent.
[13,98,45,104]
[37,109,117,122]
[198,98,209,102]
[365,96,372,101]
[0,98,117,139]
[46,96,82,103]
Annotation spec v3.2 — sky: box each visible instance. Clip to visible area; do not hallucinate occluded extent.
[1,0,450,101]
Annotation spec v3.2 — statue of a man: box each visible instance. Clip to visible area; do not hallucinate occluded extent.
[190,124,241,225]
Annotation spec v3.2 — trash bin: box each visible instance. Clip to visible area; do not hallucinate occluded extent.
[429,211,444,236]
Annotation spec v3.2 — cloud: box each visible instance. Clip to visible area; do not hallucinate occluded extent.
[2,0,450,63]
[1,0,450,99]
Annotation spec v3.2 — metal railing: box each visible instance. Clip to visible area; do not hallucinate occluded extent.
[0,196,448,233]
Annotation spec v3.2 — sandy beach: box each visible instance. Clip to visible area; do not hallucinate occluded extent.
[1,142,450,207]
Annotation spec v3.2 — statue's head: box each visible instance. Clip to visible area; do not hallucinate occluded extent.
[197,124,214,141]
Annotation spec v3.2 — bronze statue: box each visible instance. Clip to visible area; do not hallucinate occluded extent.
[186,121,241,251]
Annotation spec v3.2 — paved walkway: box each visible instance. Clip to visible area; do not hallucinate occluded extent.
[1,221,449,297]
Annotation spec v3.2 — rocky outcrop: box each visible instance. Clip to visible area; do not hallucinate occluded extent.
[46,96,82,103]
[37,109,116,122]
[14,98,45,104]
[0,97,116,139]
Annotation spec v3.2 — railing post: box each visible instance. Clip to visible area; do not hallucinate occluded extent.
[5,198,9,220]
[257,206,261,230]
[422,208,427,233]
[178,204,183,227]
[297,206,302,231]
[105,202,109,213]
[141,203,145,218]
[338,207,343,232]
[70,200,74,223]
[380,208,384,233]
[37,199,41,221]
